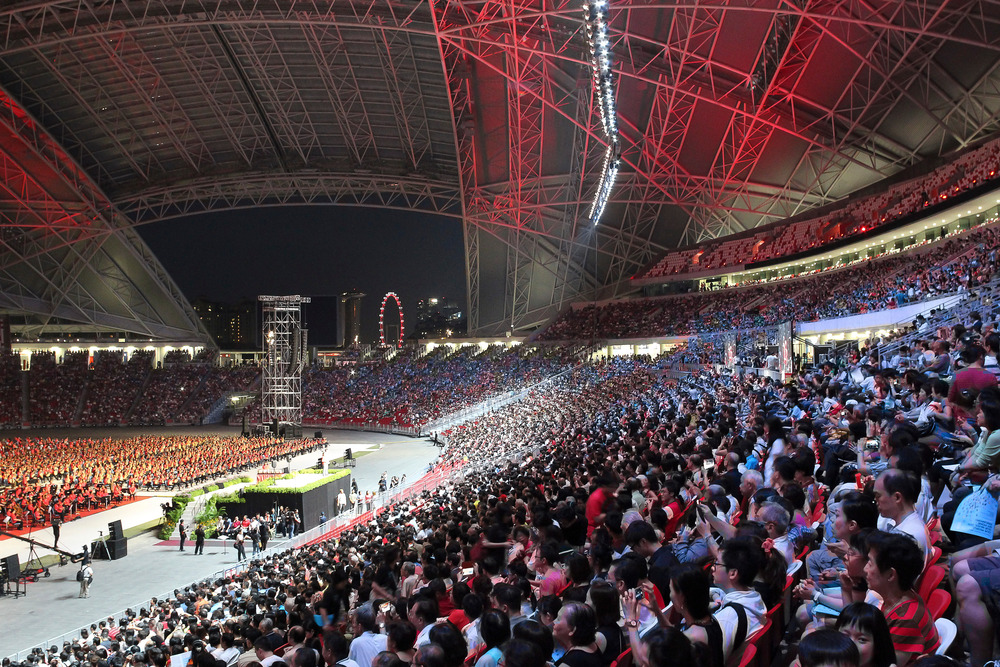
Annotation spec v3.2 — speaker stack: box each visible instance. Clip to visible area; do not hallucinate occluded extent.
[1,554,22,597]
[107,520,127,560]
[1,554,19,581]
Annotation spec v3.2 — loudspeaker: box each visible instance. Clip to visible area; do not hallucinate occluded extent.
[272,418,279,435]
[108,538,127,560]
[314,431,323,440]
[2,555,19,580]
[108,520,124,541]
[345,448,352,460]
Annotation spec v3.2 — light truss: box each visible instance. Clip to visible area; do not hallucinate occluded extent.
[583,0,621,225]
[260,295,309,428]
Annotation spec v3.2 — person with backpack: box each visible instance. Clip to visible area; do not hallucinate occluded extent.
[709,537,769,660]
[77,561,93,598]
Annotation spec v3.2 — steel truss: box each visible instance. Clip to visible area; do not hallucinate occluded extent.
[259,295,309,429]
[0,84,211,342]
[1,1,1000,337]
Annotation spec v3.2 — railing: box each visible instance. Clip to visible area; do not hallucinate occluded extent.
[877,274,1000,362]
[302,421,424,438]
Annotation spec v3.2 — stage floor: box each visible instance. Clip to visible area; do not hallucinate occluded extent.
[0,426,441,659]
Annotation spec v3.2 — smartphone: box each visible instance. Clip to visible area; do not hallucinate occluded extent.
[380,602,393,614]
[461,567,475,578]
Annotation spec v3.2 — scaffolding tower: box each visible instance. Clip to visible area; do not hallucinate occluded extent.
[259,295,310,431]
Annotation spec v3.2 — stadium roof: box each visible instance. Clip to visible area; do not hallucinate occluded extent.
[1,0,999,339]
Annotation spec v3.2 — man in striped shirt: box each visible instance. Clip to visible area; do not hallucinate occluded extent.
[864,531,939,667]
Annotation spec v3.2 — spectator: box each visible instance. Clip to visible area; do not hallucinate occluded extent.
[864,532,939,667]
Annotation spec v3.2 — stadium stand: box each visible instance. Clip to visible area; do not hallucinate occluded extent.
[541,219,1000,340]
[300,344,574,428]
[641,136,1000,279]
[15,321,995,667]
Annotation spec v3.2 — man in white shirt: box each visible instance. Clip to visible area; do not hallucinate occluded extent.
[408,598,440,647]
[346,603,387,667]
[713,539,768,661]
[765,354,779,371]
[253,638,283,667]
[874,469,931,567]
[211,634,241,665]
[758,503,796,566]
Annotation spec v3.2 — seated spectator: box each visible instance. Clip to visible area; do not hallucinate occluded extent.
[798,628,861,667]
[864,532,939,667]
[552,602,601,667]
[710,537,768,659]
[835,602,896,667]
[807,493,878,582]
[873,470,931,566]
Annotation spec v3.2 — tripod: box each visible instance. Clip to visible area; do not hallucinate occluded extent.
[93,530,111,561]
[23,540,49,581]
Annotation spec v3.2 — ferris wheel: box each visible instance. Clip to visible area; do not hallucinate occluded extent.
[379,292,404,348]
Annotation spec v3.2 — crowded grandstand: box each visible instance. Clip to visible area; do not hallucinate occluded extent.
[6,4,1000,667]
[6,196,1000,667]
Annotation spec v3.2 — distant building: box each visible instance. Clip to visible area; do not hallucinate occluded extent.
[413,296,465,338]
[338,291,365,347]
[191,298,257,349]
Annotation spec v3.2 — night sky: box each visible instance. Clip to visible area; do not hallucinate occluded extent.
[137,207,467,345]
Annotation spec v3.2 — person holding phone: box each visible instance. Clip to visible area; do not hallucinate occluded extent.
[347,603,387,666]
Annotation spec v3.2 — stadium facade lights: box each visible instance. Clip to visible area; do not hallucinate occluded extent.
[583,0,620,226]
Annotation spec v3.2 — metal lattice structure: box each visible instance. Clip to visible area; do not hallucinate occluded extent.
[260,295,310,428]
[1,1,1000,339]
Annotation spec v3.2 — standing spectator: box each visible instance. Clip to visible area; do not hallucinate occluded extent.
[586,477,617,537]
[234,527,246,562]
[260,519,270,550]
[194,523,206,555]
[78,561,93,599]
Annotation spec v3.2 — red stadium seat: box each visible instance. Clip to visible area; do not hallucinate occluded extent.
[611,647,633,667]
[926,589,951,622]
[917,565,946,604]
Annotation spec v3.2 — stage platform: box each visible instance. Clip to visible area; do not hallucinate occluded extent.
[0,426,441,659]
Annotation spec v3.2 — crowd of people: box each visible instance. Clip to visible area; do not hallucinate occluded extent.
[130,364,214,426]
[174,366,259,425]
[641,136,1000,279]
[0,352,21,426]
[299,345,574,428]
[0,434,326,532]
[80,351,156,427]
[27,351,89,427]
[22,305,1000,667]
[541,221,1000,340]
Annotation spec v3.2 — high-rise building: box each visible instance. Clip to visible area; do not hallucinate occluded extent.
[413,296,464,338]
[191,298,257,349]
[337,291,365,347]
